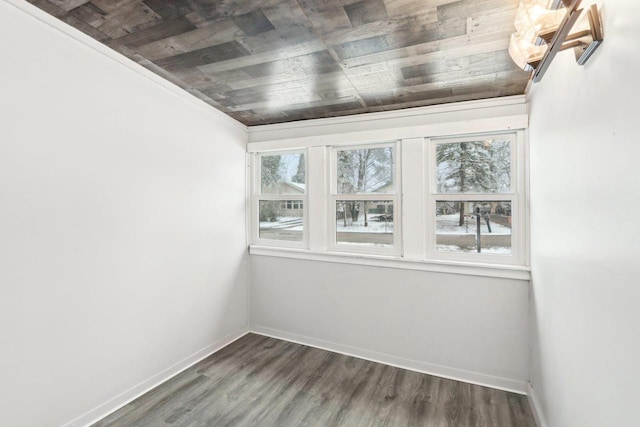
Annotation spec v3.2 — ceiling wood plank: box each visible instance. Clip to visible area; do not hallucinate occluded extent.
[26,0,528,125]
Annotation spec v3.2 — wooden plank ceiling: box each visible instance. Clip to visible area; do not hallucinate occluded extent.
[28,0,530,126]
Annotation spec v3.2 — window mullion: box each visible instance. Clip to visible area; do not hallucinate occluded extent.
[401,137,425,260]
[257,195,305,201]
[432,193,516,201]
[308,146,326,251]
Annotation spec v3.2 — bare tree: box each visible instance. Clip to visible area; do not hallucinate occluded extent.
[337,147,393,227]
[259,155,282,221]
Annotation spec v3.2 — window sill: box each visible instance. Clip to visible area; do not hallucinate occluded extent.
[249,245,530,281]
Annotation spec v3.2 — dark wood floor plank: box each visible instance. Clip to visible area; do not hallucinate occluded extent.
[360,364,403,426]
[487,386,515,427]
[91,334,535,427]
[240,348,334,426]
[209,345,315,424]
[507,391,538,427]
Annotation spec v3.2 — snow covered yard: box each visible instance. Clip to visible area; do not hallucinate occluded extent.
[436,214,511,235]
[337,214,394,233]
[435,214,512,254]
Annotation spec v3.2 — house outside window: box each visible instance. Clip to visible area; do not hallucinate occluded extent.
[254,151,306,246]
[249,130,526,270]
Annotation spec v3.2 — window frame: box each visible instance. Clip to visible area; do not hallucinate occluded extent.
[426,132,526,266]
[328,142,402,256]
[248,131,528,273]
[251,149,308,249]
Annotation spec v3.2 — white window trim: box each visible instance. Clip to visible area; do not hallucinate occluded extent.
[246,96,530,279]
[425,131,526,266]
[251,149,308,249]
[328,142,402,256]
[249,245,531,281]
[248,132,529,274]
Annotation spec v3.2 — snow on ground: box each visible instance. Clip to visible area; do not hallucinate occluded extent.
[260,217,302,230]
[336,214,393,233]
[436,245,511,255]
[261,214,394,233]
[262,213,509,243]
[436,214,511,235]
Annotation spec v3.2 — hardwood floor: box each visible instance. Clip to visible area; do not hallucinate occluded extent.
[93,333,536,427]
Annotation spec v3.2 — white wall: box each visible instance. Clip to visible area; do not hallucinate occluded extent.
[0,2,248,426]
[251,257,530,392]
[248,95,531,393]
[528,1,640,426]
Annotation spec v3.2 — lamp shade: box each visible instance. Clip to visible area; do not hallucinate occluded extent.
[508,33,546,71]
[514,0,565,42]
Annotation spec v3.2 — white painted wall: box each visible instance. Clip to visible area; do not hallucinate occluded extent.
[248,94,531,393]
[251,256,530,392]
[0,2,248,426]
[528,1,640,426]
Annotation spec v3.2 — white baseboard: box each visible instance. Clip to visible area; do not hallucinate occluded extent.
[251,325,527,395]
[63,327,250,427]
[527,382,548,427]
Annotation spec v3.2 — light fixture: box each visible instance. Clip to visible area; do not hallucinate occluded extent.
[508,0,603,82]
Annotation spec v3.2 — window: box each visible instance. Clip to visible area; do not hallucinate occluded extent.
[253,151,306,246]
[330,143,400,254]
[429,133,524,264]
[280,200,303,210]
[435,200,512,254]
[249,129,527,271]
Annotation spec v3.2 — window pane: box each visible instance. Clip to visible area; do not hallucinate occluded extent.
[436,201,511,254]
[259,201,303,241]
[435,139,511,193]
[261,153,305,194]
[337,147,394,194]
[336,201,394,246]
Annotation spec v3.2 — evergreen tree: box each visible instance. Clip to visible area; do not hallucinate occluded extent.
[292,154,305,184]
[436,140,509,225]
